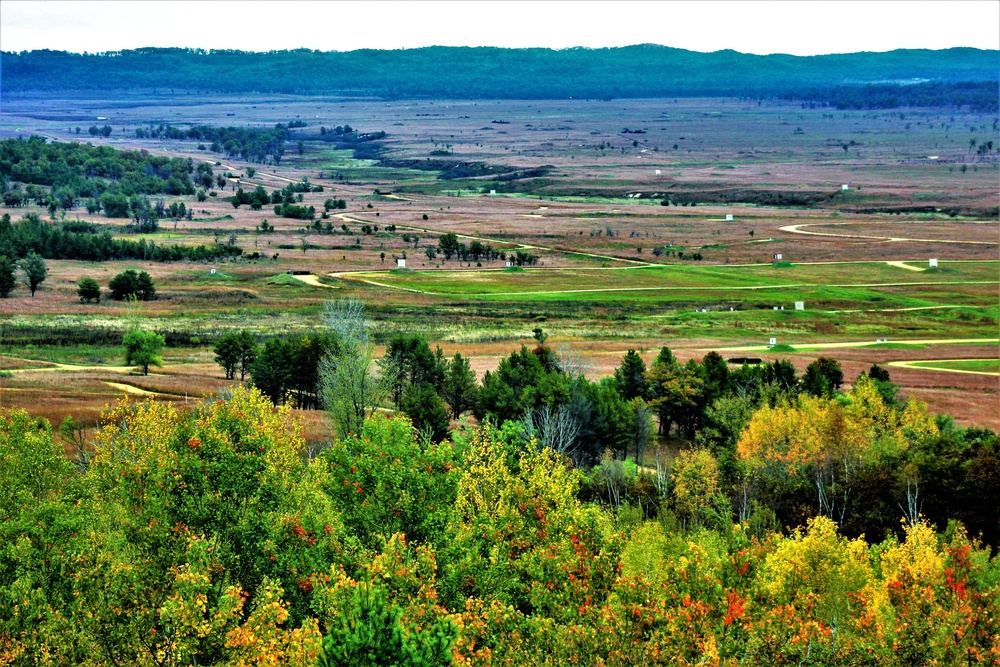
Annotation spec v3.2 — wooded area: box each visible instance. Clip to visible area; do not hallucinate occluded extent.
[4,46,997,106]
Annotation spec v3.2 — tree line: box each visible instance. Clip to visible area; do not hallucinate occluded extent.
[212,301,998,552]
[0,213,243,263]
[4,46,996,103]
[789,80,999,113]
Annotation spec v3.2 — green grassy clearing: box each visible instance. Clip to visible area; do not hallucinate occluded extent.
[908,359,1000,373]
[354,261,998,297]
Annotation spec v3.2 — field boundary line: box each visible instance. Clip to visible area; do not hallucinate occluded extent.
[709,338,1000,352]
[780,223,998,245]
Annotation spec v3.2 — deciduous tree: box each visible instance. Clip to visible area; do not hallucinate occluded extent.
[17,252,47,296]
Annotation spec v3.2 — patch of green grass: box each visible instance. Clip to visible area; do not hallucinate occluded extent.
[767,343,797,352]
[772,261,795,268]
[909,359,1000,373]
[265,273,308,286]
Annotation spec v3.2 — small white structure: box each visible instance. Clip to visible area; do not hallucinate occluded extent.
[773,306,779,311]
[842,184,850,191]
[655,169,662,176]
[929,258,938,268]
[773,253,783,260]
[396,258,406,269]
[794,301,805,311]
[769,337,777,346]
[489,190,496,196]
[210,268,216,275]
[505,260,513,268]
[725,214,734,221]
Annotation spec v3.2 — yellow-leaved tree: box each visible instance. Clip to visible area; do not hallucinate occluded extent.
[737,375,938,525]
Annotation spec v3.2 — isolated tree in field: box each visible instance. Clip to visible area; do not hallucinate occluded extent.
[214,330,259,381]
[438,232,460,260]
[77,277,101,303]
[18,252,47,297]
[0,255,16,298]
[109,269,156,301]
[123,327,165,375]
[319,298,384,437]
[442,352,478,419]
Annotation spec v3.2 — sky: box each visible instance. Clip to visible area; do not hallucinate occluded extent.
[1,0,998,56]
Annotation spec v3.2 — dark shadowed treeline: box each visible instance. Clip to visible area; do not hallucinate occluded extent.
[787,80,999,112]
[4,46,998,106]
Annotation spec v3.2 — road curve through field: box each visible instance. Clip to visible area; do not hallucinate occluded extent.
[779,223,998,245]
[887,359,1000,377]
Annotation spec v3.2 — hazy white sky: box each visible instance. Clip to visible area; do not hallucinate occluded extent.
[2,1,998,55]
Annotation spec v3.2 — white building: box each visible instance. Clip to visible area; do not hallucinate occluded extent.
[842,184,849,191]
[725,214,734,221]
[929,258,938,268]
[396,258,406,269]
[794,301,804,311]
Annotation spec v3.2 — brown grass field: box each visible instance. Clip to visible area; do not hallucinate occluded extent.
[1,92,997,437]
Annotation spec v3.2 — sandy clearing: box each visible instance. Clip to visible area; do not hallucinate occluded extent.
[8,362,143,374]
[885,261,925,272]
[290,274,339,289]
[105,381,160,395]
[711,338,1000,352]
[887,359,1000,377]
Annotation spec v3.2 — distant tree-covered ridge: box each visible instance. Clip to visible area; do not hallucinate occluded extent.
[3,46,997,106]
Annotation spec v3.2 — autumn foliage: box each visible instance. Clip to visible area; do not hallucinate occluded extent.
[1,386,998,665]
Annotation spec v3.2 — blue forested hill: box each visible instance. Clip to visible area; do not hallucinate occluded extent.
[2,45,998,105]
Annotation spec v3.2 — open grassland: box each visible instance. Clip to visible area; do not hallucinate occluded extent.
[347,261,998,296]
[1,93,997,428]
